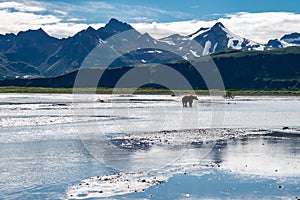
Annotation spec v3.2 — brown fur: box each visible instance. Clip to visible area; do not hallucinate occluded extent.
[182,95,198,107]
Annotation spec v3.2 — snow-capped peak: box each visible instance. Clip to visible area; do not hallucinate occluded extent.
[190,22,264,53]
[267,32,300,49]
[158,22,266,57]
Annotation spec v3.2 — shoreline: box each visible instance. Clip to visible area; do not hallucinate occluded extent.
[0,86,299,96]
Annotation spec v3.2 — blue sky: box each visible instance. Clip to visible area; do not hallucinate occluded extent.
[22,0,300,23]
[1,0,300,43]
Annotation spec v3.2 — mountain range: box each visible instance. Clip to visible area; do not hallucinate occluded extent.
[1,46,300,90]
[1,18,300,81]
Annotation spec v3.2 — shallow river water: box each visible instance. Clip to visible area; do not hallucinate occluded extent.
[0,93,300,199]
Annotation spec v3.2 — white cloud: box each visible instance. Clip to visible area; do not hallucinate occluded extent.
[43,23,105,38]
[132,20,217,39]
[0,1,45,12]
[218,12,300,43]
[85,1,115,10]
[0,0,300,44]
[53,1,115,15]
[133,12,300,43]
[0,10,61,34]
[0,0,188,38]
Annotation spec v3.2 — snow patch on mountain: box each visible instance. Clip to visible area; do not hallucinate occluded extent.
[280,40,299,48]
[188,27,209,40]
[280,35,300,47]
[190,50,200,57]
[159,34,189,46]
[147,50,162,54]
[213,43,218,53]
[222,25,247,50]
[267,32,300,49]
[282,37,300,43]
[203,41,212,55]
[158,22,266,57]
